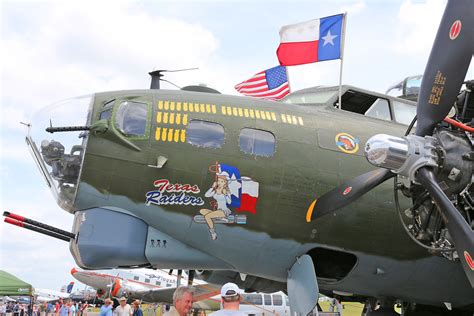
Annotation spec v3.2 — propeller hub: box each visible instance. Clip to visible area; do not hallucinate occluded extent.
[364,134,409,170]
[365,134,438,181]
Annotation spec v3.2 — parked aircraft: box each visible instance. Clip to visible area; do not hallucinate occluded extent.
[71,267,220,309]
[34,282,74,302]
[4,0,474,315]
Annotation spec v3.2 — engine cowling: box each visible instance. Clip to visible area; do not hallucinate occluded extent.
[111,279,124,298]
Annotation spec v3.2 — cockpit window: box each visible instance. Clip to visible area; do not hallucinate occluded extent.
[392,100,417,125]
[337,90,392,121]
[364,98,391,121]
[99,99,115,120]
[186,120,224,148]
[99,108,113,121]
[115,101,148,137]
[283,90,336,105]
[239,128,275,157]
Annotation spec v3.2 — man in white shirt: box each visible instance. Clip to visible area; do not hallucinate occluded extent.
[113,298,131,316]
[209,283,247,316]
[163,287,194,316]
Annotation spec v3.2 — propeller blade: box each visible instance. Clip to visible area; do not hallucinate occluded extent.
[306,169,394,222]
[416,0,473,137]
[417,168,474,287]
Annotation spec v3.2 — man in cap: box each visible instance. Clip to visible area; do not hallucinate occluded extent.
[113,298,131,316]
[163,287,194,316]
[209,283,246,316]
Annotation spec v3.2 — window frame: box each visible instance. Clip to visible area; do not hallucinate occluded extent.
[98,99,115,121]
[364,97,392,121]
[272,294,283,306]
[112,99,152,140]
[392,99,417,126]
[186,119,225,149]
[241,294,263,306]
[239,127,276,157]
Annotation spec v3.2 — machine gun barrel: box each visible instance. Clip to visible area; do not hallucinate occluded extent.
[3,211,75,241]
[46,125,90,133]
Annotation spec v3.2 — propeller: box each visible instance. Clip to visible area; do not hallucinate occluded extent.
[306,169,394,221]
[408,0,474,287]
[307,0,474,286]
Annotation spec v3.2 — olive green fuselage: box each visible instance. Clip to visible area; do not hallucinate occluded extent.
[71,88,474,307]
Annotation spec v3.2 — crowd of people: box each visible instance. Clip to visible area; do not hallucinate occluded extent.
[1,282,251,316]
[0,300,90,316]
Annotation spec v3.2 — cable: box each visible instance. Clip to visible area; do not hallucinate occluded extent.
[443,117,474,133]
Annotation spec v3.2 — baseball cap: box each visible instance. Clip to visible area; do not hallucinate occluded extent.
[220,283,241,297]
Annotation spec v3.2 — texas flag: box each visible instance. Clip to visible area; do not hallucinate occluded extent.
[236,177,259,214]
[218,164,259,214]
[277,14,344,66]
[218,163,242,208]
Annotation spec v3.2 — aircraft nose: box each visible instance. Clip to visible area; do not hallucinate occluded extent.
[71,267,78,275]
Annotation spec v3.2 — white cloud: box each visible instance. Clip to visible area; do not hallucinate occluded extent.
[2,1,220,122]
[0,136,31,164]
[394,0,446,55]
[340,0,367,15]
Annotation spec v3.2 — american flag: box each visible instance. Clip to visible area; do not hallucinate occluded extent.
[234,65,290,101]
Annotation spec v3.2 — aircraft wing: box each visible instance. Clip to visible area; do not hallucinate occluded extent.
[136,283,221,309]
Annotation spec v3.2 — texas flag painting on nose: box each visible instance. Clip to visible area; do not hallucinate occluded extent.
[277,14,344,66]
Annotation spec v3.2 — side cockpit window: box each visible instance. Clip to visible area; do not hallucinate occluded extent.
[100,108,113,121]
[337,90,391,121]
[116,101,148,137]
[392,100,417,125]
[364,98,391,121]
[239,128,275,157]
[99,99,115,121]
[186,120,224,148]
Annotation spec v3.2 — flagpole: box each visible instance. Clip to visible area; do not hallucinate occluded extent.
[285,66,292,93]
[338,12,347,109]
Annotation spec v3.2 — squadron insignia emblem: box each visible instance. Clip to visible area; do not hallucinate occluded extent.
[335,132,360,154]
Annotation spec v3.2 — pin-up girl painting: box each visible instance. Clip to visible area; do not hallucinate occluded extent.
[199,174,232,240]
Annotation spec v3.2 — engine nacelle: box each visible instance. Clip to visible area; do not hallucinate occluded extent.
[111,279,124,298]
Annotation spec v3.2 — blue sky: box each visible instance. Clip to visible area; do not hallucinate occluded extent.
[1,0,472,291]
